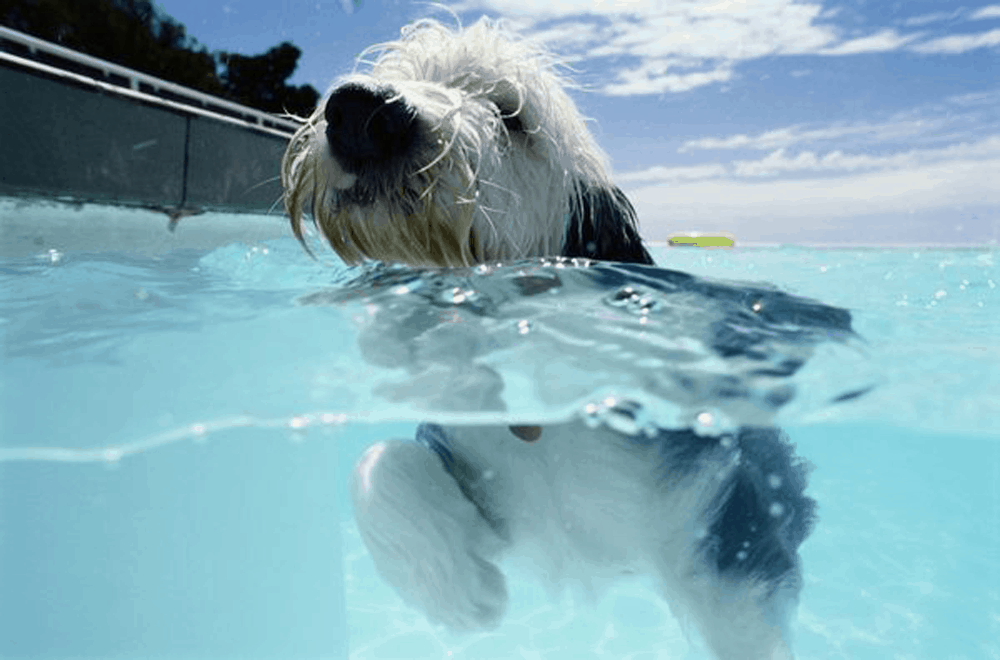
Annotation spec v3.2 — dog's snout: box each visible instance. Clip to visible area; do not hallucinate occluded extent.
[324,83,416,170]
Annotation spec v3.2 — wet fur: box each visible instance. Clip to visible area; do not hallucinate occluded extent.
[281,18,811,659]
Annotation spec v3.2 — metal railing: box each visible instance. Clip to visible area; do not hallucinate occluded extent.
[0,25,305,138]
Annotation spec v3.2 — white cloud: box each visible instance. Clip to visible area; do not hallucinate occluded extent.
[627,154,1000,244]
[910,28,1000,53]
[583,3,837,60]
[730,136,1000,176]
[970,5,1000,20]
[448,0,839,93]
[626,135,1000,183]
[447,0,996,94]
[616,163,729,183]
[617,134,1000,243]
[678,120,938,153]
[819,29,919,55]
[603,61,733,95]
[902,11,960,27]
[946,89,1000,108]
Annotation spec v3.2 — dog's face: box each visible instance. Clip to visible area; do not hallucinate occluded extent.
[282,18,652,267]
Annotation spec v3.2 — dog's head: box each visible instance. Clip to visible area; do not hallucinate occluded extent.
[282,18,652,267]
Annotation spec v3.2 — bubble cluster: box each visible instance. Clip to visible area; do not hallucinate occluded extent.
[607,286,661,316]
[581,397,657,437]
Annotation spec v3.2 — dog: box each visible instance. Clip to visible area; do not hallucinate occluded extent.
[281,18,814,659]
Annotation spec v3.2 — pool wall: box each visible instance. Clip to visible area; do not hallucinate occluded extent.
[0,26,297,217]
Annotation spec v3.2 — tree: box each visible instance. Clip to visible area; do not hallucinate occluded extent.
[219,42,319,117]
[0,0,318,115]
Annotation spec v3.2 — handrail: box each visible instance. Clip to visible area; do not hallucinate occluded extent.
[0,25,304,136]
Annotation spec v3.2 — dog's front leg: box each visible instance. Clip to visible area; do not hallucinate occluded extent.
[350,440,509,631]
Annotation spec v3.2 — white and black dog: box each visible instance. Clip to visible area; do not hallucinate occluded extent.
[282,18,814,659]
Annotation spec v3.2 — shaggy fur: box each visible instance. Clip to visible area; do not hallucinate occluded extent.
[281,18,811,660]
[281,18,652,266]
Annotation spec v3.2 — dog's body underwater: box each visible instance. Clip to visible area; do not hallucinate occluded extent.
[282,18,814,659]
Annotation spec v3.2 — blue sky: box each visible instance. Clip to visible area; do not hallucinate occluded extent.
[157,0,998,245]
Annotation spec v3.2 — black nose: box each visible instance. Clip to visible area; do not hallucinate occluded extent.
[324,83,417,171]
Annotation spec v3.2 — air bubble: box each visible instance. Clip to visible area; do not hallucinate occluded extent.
[606,286,660,315]
[769,502,785,517]
[636,296,659,313]
[441,287,472,304]
[517,319,532,335]
[579,398,653,436]
[610,286,637,304]
[736,550,748,561]
[768,474,783,489]
[190,423,208,442]
[692,409,737,437]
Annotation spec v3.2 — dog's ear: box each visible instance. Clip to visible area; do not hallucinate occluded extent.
[563,184,655,265]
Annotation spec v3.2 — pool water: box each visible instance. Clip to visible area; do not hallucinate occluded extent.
[1,212,997,660]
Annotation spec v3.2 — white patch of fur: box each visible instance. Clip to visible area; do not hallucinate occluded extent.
[350,440,508,631]
[282,18,621,266]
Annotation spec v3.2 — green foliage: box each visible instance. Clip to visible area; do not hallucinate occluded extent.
[1,0,319,116]
[220,42,319,116]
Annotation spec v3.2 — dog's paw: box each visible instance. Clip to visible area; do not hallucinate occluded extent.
[351,440,508,631]
[417,546,508,632]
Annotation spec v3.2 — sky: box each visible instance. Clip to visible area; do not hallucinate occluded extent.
[155,0,999,245]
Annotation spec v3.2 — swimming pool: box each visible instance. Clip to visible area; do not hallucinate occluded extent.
[1,203,997,659]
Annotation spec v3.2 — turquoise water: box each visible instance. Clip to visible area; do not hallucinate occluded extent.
[1,226,997,659]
